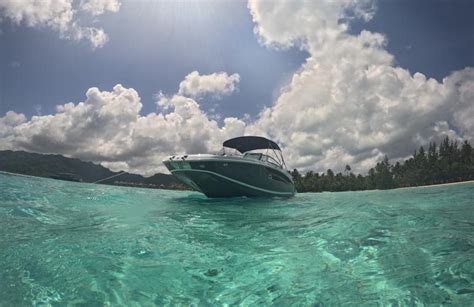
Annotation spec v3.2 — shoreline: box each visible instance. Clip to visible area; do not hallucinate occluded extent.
[302,179,474,194]
[393,180,474,191]
[344,180,474,193]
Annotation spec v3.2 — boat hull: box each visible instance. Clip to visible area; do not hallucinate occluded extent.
[163,156,295,198]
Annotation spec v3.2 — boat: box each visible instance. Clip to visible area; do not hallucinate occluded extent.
[163,136,296,197]
[50,172,82,182]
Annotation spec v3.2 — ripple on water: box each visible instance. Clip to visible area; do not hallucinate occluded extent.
[0,173,473,305]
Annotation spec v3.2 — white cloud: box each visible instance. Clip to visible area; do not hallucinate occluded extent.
[80,0,120,16]
[0,111,26,136]
[0,111,26,150]
[247,0,376,49]
[447,68,474,140]
[0,0,120,48]
[0,81,246,175]
[178,71,240,99]
[246,0,474,173]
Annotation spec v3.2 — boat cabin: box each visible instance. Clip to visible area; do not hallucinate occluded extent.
[221,136,287,170]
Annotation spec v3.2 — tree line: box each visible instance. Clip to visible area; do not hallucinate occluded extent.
[291,136,474,192]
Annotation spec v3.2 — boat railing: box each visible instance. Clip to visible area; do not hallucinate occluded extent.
[243,152,282,169]
[220,144,289,171]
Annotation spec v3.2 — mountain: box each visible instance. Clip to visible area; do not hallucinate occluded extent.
[0,150,184,189]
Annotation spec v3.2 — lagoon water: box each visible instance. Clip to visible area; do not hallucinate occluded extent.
[0,173,473,306]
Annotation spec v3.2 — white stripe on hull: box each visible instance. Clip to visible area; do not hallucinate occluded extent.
[170,168,295,197]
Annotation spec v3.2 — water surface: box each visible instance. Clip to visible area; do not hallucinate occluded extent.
[1,173,473,305]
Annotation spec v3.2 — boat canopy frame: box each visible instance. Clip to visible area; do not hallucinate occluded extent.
[222,136,288,170]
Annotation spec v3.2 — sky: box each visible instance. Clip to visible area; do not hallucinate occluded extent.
[0,0,473,175]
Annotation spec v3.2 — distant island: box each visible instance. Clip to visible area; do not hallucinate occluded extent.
[0,150,186,190]
[292,136,474,192]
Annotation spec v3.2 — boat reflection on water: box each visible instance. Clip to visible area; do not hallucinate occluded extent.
[163,136,295,198]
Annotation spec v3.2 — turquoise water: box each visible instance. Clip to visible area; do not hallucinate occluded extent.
[0,173,473,306]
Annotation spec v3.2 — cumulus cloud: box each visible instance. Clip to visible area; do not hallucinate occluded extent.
[0,0,120,48]
[0,111,27,149]
[246,0,474,173]
[80,0,120,16]
[178,71,240,99]
[0,81,246,175]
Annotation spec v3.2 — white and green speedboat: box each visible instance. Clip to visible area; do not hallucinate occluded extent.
[163,136,295,198]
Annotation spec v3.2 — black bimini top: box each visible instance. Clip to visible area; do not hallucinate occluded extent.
[223,136,281,153]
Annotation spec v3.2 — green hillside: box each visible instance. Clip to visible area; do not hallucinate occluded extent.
[0,150,182,189]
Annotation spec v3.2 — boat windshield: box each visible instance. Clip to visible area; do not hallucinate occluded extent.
[220,138,289,170]
[243,152,281,167]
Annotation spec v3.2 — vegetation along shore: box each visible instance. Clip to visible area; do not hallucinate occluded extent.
[292,136,474,192]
